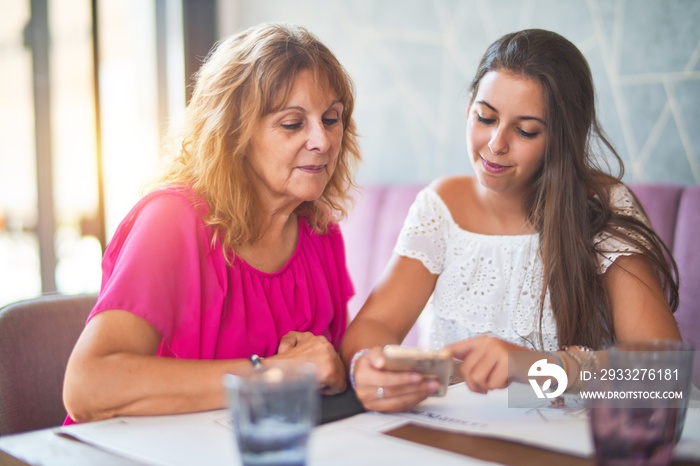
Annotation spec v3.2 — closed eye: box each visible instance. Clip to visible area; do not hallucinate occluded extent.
[322,117,339,127]
[476,114,495,125]
[517,128,539,139]
[281,122,303,130]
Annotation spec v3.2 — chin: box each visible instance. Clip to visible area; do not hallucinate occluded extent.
[288,174,331,202]
[296,187,327,203]
[475,171,507,192]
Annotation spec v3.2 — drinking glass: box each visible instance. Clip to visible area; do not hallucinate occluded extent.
[224,362,319,466]
[588,340,693,466]
[590,396,678,466]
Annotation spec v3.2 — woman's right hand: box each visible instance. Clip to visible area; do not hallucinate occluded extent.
[271,331,347,395]
[352,347,441,412]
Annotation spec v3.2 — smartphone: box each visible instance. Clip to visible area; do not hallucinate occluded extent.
[382,345,453,396]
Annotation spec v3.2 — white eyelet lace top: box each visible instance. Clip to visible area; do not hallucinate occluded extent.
[394,183,648,351]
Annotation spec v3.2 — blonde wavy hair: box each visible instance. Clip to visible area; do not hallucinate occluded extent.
[156,22,361,253]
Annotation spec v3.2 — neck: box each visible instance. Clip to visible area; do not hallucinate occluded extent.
[235,212,299,273]
[256,211,299,246]
[474,184,534,234]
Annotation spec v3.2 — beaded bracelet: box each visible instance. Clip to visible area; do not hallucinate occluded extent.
[561,345,599,373]
[560,345,599,391]
[349,349,369,391]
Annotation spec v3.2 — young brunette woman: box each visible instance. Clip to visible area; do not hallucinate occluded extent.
[341,29,680,412]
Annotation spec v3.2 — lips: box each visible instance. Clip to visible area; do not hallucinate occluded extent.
[481,157,511,174]
[297,164,325,174]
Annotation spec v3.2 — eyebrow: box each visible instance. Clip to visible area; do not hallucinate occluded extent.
[476,100,545,125]
[279,100,343,113]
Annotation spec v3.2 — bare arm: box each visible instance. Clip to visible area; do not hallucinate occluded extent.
[340,254,437,364]
[63,310,247,422]
[604,254,680,341]
[64,311,346,422]
[340,255,442,411]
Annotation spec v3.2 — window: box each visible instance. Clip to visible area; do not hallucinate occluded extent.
[0,0,185,308]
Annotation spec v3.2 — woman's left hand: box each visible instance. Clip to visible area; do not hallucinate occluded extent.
[447,336,529,394]
[274,331,347,395]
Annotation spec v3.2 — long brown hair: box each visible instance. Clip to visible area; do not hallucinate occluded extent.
[469,29,679,349]
[157,23,361,252]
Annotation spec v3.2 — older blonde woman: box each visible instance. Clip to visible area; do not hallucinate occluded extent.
[64,23,360,423]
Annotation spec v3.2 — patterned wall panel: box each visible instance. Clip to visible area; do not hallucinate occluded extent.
[223,0,700,185]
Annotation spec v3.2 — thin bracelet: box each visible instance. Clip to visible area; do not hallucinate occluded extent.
[545,352,567,391]
[549,351,568,377]
[249,354,264,370]
[349,349,369,391]
[544,351,568,407]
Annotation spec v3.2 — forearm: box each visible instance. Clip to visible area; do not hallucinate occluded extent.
[340,316,402,367]
[341,255,437,367]
[64,353,251,422]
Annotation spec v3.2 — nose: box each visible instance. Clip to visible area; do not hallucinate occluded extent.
[306,120,331,153]
[488,128,508,156]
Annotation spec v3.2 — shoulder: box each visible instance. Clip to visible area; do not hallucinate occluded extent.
[427,175,476,222]
[608,182,636,206]
[139,187,207,215]
[101,188,217,281]
[591,176,637,210]
[429,175,471,199]
[115,187,210,242]
[128,187,207,225]
[604,182,648,224]
[593,182,651,272]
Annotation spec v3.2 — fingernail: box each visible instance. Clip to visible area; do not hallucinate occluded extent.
[428,381,441,393]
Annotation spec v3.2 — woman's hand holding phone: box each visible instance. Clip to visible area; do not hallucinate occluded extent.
[351,345,452,412]
[381,345,454,396]
[351,346,444,412]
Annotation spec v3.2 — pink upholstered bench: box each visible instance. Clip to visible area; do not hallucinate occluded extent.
[340,184,700,360]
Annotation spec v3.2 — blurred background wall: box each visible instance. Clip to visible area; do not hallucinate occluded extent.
[226,0,700,186]
[0,0,698,306]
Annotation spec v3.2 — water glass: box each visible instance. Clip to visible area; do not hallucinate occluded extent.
[590,399,678,466]
[610,340,694,443]
[224,362,319,466]
[589,340,693,466]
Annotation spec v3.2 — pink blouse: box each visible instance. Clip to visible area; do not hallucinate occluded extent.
[89,187,353,359]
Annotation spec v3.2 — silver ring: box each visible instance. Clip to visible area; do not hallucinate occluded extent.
[376,386,385,399]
